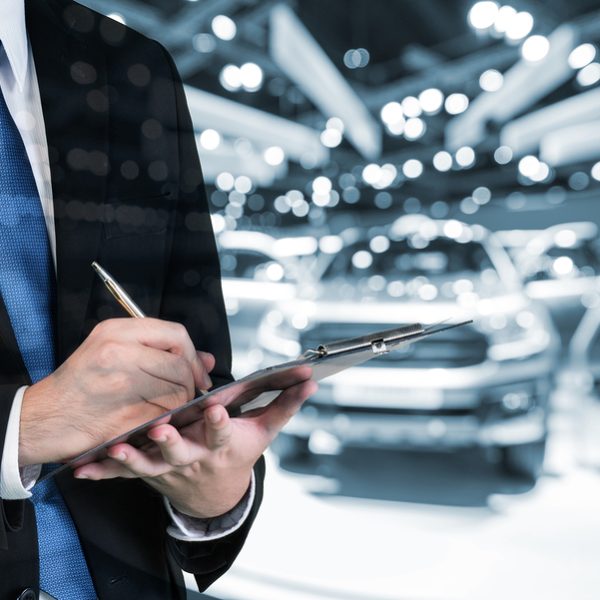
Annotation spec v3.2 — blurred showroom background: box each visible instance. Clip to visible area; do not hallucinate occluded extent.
[82,0,600,598]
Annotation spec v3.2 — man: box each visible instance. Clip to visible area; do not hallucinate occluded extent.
[0,0,315,598]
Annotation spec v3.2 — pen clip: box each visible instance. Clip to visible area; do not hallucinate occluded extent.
[370,339,388,354]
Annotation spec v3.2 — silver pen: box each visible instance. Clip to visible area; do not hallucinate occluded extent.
[92,261,146,318]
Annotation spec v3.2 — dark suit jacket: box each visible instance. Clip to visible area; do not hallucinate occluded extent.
[0,1,264,598]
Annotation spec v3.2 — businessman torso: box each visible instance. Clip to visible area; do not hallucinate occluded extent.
[0,1,261,598]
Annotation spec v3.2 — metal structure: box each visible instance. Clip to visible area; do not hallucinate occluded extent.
[77,0,600,222]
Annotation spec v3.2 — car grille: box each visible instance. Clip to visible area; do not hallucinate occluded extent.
[300,322,488,368]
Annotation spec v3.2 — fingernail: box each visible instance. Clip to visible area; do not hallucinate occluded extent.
[75,473,88,479]
[203,374,213,389]
[149,431,167,443]
[114,452,127,461]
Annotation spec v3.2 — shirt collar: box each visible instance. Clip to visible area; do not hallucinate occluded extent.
[0,0,28,92]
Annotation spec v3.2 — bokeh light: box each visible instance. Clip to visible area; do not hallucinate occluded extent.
[211,14,237,41]
[479,69,504,91]
[445,93,469,115]
[468,2,499,30]
[568,43,596,69]
[521,35,550,62]
[433,150,453,172]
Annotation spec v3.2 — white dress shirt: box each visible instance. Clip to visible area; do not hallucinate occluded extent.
[0,0,252,541]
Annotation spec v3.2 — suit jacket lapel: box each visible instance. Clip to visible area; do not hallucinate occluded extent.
[26,0,108,363]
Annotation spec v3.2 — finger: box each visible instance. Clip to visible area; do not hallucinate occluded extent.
[197,351,215,376]
[203,404,233,451]
[136,319,212,390]
[253,379,318,442]
[74,455,134,480]
[192,351,215,394]
[102,443,170,478]
[190,355,213,393]
[96,318,192,356]
[128,350,191,411]
[136,345,196,401]
[147,424,198,466]
[98,318,213,393]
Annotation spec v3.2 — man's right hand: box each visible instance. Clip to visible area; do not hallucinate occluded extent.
[19,318,213,466]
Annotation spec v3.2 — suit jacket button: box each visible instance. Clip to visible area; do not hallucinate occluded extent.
[17,589,37,600]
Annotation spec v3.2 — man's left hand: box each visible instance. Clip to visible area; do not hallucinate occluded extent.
[73,366,317,518]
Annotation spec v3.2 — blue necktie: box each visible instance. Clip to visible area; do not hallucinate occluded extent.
[0,66,97,599]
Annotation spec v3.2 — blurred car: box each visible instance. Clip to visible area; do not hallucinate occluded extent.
[500,222,600,345]
[258,215,560,479]
[217,230,316,375]
[568,296,600,385]
[565,302,600,469]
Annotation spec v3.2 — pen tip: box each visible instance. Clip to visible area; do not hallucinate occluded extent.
[91,261,109,282]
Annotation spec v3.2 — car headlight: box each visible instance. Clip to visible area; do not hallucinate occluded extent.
[485,310,551,361]
[258,310,302,358]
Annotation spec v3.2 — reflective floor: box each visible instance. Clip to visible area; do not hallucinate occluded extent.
[193,376,600,600]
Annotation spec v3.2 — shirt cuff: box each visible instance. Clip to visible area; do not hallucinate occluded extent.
[164,471,255,542]
[0,385,42,500]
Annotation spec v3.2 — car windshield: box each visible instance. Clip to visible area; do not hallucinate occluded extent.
[322,237,496,281]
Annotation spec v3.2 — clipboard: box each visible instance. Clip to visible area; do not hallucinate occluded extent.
[42,319,471,480]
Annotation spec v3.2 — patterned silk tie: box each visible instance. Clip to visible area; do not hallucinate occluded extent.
[0,59,97,598]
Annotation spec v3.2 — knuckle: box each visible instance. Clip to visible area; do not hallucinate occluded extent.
[214,435,228,448]
[186,461,204,476]
[136,317,159,338]
[145,317,163,332]
[92,319,111,337]
[212,424,231,444]
[137,317,153,334]
[172,322,188,341]
[174,323,195,353]
[96,341,120,369]
[99,318,126,335]
[128,464,150,477]
[106,370,131,395]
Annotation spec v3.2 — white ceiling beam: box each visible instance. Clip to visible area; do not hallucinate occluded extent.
[446,25,577,151]
[184,85,328,166]
[197,140,286,187]
[501,87,600,156]
[540,120,600,166]
[269,3,381,160]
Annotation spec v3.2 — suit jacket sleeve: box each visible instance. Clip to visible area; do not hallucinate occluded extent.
[155,45,265,590]
[0,310,31,548]
[0,384,28,549]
